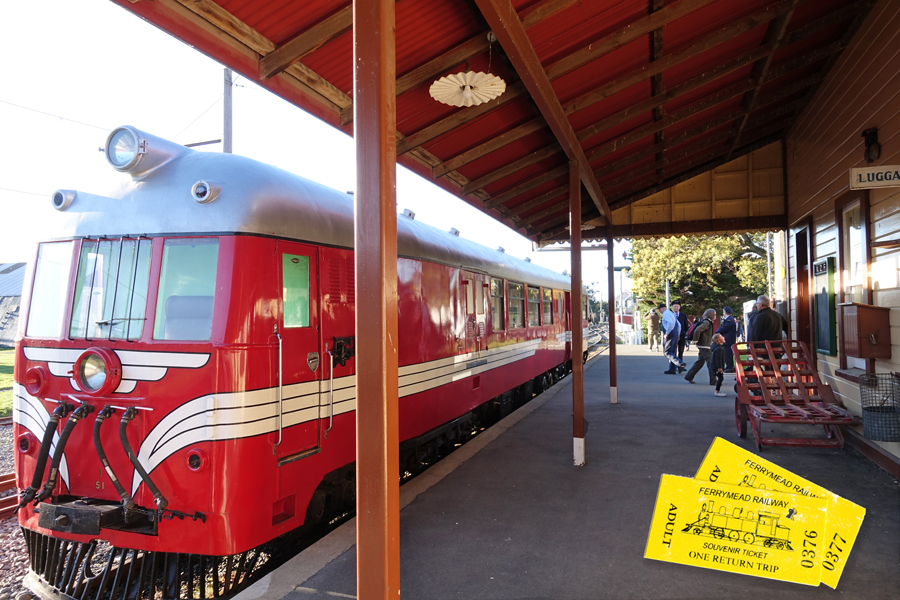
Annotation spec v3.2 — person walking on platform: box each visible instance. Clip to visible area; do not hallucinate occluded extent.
[710,333,728,397]
[750,295,788,342]
[661,304,686,374]
[684,308,716,385]
[672,300,689,366]
[746,302,760,341]
[645,306,661,351]
[715,306,738,372]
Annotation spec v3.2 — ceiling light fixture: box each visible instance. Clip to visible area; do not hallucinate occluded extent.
[429,33,506,108]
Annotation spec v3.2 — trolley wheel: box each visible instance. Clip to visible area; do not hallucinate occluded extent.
[735,399,748,438]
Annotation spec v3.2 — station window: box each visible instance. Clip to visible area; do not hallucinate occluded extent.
[491,278,505,330]
[527,287,540,327]
[509,282,525,328]
[283,254,310,328]
[27,241,75,338]
[153,238,219,341]
[70,238,151,340]
[543,288,553,325]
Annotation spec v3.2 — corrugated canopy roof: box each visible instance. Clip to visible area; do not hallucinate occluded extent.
[113,0,873,242]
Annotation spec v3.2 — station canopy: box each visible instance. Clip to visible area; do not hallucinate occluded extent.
[115,0,872,242]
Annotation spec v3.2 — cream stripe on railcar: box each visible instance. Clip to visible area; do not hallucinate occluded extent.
[13,383,70,489]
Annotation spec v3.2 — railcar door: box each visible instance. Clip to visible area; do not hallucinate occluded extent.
[463,272,487,356]
[275,241,322,460]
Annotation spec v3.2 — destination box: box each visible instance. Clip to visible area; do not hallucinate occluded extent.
[694,437,865,589]
[645,474,828,586]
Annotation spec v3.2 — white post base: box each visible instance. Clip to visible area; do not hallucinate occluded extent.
[610,386,618,404]
[573,437,585,466]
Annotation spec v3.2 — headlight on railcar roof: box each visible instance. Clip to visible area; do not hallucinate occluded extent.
[72,348,122,396]
[105,126,146,171]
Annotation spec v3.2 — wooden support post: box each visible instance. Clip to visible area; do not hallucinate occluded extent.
[353,0,400,598]
[607,230,618,404]
[569,161,585,466]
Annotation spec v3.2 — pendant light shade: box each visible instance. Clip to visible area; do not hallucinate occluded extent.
[429,71,506,108]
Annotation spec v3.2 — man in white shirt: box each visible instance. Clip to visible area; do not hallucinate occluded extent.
[660,303,686,374]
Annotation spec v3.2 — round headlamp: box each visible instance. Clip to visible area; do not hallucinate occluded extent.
[73,348,122,396]
[105,126,146,172]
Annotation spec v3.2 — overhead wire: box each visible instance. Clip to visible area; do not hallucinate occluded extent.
[172,95,224,140]
[0,99,110,131]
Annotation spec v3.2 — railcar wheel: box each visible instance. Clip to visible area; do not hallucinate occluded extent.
[728,530,740,542]
[743,532,755,545]
[713,528,725,539]
[735,399,747,438]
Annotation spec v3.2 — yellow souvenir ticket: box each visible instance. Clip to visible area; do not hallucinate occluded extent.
[645,474,828,586]
[695,437,866,589]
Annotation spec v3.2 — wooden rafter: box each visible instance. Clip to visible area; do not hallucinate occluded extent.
[473,0,610,222]
[258,5,353,80]
[724,0,801,161]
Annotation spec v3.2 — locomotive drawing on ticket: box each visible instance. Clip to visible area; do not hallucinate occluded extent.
[682,500,793,550]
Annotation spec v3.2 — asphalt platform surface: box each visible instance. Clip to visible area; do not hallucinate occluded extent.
[237,344,900,600]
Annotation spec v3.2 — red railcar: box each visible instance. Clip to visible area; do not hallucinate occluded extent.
[14,127,586,600]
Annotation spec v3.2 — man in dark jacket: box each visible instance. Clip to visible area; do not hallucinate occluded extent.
[750,295,787,342]
[672,300,689,371]
[715,306,738,372]
[746,303,760,342]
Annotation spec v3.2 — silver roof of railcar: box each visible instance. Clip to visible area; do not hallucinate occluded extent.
[51,135,571,291]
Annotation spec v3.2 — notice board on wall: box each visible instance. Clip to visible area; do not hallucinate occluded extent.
[813,257,837,356]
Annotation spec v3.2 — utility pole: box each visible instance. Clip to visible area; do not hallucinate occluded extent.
[223,68,233,154]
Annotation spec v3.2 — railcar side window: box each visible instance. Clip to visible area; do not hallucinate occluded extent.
[543,288,553,324]
[465,278,474,315]
[153,238,219,341]
[27,242,75,338]
[70,239,151,340]
[490,278,505,330]
[583,295,589,321]
[475,282,484,315]
[509,282,525,328]
[283,254,310,328]
[527,287,540,327]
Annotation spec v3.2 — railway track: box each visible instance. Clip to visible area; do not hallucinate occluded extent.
[0,416,13,426]
[0,471,15,520]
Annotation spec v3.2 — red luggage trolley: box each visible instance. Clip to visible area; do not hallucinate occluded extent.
[734,340,860,450]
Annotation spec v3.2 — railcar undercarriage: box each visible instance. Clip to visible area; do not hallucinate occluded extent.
[22,364,568,600]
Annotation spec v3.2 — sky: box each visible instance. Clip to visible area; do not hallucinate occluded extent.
[0,0,630,300]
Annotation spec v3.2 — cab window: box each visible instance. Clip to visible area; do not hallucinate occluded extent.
[283,254,310,328]
[153,238,219,340]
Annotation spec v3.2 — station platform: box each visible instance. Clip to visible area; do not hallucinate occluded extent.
[235,345,900,600]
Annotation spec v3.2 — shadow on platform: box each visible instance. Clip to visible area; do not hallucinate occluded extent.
[237,345,900,600]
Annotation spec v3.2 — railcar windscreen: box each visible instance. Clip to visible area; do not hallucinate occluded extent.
[153,238,219,341]
[26,241,75,338]
[70,239,152,340]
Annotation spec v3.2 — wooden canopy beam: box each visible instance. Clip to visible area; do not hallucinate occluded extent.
[259,5,352,80]
[724,0,800,161]
[544,215,787,243]
[473,0,610,223]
